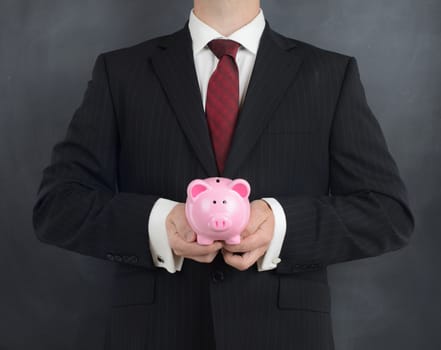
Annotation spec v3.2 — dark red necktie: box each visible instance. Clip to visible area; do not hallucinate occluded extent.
[206,39,241,174]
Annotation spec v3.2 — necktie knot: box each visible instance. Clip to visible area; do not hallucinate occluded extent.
[207,39,241,59]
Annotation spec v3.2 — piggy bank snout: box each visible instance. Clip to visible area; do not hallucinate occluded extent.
[209,215,232,232]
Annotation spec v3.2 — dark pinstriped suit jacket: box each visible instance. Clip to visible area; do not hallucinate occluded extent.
[32,20,414,350]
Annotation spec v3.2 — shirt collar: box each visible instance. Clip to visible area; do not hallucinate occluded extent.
[188,8,265,55]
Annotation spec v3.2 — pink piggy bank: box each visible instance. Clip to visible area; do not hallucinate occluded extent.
[185,177,251,245]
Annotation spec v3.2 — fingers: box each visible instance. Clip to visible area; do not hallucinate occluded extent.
[245,200,269,234]
[221,246,266,271]
[169,231,223,257]
[166,206,195,242]
[190,251,219,264]
[166,220,194,243]
[241,200,272,238]
[224,211,274,253]
[166,203,222,263]
[223,228,269,252]
[221,200,275,271]
[164,200,274,268]
[173,221,195,242]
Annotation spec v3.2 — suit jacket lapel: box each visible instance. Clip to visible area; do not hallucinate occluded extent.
[223,22,304,178]
[150,21,304,178]
[150,24,218,176]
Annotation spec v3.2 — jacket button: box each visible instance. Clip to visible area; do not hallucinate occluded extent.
[212,270,224,283]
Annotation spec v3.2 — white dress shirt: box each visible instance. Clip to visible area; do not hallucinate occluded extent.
[147,9,287,273]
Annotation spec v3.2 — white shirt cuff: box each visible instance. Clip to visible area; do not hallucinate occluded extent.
[256,197,287,272]
[148,198,184,273]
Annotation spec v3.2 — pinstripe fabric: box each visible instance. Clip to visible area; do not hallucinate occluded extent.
[32,20,414,350]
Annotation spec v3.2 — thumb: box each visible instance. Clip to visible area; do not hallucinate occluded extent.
[184,230,196,242]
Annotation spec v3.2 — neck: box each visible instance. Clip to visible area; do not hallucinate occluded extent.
[193,0,260,36]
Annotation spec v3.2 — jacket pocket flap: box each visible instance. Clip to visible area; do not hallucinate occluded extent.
[278,276,331,313]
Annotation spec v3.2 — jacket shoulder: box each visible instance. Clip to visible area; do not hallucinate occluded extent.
[271,28,354,65]
[95,27,183,71]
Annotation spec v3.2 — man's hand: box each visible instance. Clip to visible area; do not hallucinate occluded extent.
[166,203,223,263]
[221,200,275,271]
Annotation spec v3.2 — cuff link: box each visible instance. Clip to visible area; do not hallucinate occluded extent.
[157,255,164,263]
[271,257,281,265]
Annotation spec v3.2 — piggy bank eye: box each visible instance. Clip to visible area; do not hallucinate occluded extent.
[213,200,217,204]
[222,200,227,204]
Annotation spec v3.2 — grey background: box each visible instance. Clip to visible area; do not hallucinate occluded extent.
[1,0,440,349]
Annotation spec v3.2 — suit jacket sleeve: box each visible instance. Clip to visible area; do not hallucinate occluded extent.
[32,53,159,269]
[274,57,415,274]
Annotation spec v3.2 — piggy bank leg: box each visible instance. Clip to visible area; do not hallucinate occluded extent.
[224,235,241,245]
[197,235,214,245]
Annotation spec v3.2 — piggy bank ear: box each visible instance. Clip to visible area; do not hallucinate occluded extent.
[230,179,251,199]
[187,179,211,201]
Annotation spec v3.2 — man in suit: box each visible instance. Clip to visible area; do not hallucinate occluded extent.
[32,0,415,349]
